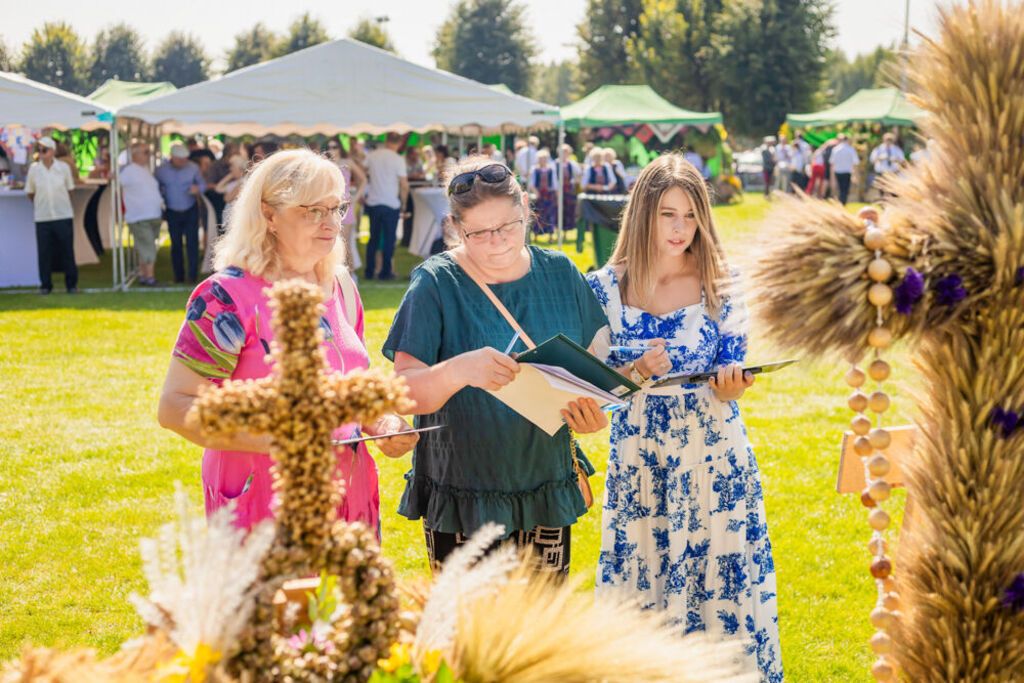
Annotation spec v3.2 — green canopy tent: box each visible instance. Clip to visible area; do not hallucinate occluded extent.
[786,87,926,128]
[88,80,177,109]
[560,84,722,130]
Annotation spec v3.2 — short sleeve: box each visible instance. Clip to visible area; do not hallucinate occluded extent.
[24,166,35,195]
[584,270,613,363]
[64,163,74,190]
[382,265,442,365]
[172,278,247,383]
[714,270,749,367]
[572,263,608,348]
[396,154,408,179]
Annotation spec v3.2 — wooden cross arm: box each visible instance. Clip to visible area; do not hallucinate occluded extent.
[319,368,413,427]
[186,376,280,438]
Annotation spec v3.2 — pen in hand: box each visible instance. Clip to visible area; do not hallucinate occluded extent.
[503,329,523,355]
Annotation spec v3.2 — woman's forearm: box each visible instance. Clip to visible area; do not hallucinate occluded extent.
[395,358,466,415]
[158,389,272,452]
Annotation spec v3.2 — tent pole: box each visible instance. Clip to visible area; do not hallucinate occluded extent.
[109,116,121,290]
[557,120,565,249]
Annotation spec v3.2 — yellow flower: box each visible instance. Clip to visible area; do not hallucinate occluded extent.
[156,643,222,683]
[376,642,411,673]
[423,649,442,674]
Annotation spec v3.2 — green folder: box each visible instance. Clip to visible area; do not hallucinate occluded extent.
[515,334,642,398]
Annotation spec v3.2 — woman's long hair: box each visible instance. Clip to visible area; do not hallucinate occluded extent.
[213,149,345,287]
[610,153,728,316]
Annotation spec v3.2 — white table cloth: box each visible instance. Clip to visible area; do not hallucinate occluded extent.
[0,184,112,287]
[409,187,449,259]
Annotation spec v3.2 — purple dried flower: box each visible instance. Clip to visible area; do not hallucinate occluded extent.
[1016,266,1024,285]
[1001,573,1024,612]
[991,407,1020,438]
[934,274,967,306]
[893,268,925,315]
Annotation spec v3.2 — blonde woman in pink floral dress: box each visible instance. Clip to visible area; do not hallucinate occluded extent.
[158,149,418,535]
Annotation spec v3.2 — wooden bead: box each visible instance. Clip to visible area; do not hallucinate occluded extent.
[871,659,895,680]
[868,283,893,307]
[870,630,893,655]
[868,327,893,349]
[869,359,891,381]
[854,435,874,456]
[869,480,892,502]
[868,453,891,477]
[882,576,898,594]
[852,414,872,435]
[869,428,892,450]
[861,489,877,508]
[846,367,866,387]
[869,391,891,414]
[868,537,888,555]
[871,557,893,579]
[882,592,900,611]
[868,258,894,282]
[870,606,895,630]
[845,348,865,365]
[849,391,869,412]
[864,227,887,251]
[858,207,880,223]
[869,508,891,531]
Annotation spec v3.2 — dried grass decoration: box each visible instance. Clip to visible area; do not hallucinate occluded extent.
[747,1,1024,679]
[186,279,413,682]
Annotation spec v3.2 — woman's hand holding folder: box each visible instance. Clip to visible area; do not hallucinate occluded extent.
[561,398,609,433]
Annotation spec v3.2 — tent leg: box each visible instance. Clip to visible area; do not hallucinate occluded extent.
[557,120,565,249]
[109,116,121,290]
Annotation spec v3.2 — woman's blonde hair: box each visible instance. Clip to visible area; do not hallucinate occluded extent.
[610,153,729,316]
[214,149,346,286]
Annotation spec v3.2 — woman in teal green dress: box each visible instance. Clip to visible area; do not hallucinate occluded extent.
[383,157,609,573]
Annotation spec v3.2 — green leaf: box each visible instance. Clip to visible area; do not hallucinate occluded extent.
[187,320,238,371]
[435,661,456,683]
[172,351,231,379]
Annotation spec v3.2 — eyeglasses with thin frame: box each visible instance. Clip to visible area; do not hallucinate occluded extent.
[460,217,524,244]
[327,143,340,149]
[299,203,350,225]
[447,164,511,196]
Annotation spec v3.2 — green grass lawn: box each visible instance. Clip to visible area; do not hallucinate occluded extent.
[0,195,902,680]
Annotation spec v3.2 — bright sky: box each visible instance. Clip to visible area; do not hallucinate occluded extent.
[3,0,945,73]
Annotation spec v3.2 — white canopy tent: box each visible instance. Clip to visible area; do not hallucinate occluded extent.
[106,39,563,289]
[118,39,558,136]
[0,71,111,130]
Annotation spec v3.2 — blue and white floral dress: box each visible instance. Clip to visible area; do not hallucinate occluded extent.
[586,266,782,682]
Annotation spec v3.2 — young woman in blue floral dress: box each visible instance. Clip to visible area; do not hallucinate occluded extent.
[585,154,783,681]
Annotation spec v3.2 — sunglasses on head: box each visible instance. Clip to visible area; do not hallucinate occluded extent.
[447,164,511,196]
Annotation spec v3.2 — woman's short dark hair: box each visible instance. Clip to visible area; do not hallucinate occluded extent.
[441,156,527,245]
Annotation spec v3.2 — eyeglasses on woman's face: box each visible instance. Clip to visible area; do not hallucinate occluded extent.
[447,164,511,196]
[327,143,340,150]
[460,217,524,244]
[299,203,350,225]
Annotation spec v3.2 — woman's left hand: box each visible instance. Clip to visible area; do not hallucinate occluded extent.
[561,398,608,434]
[709,363,755,401]
[365,414,419,458]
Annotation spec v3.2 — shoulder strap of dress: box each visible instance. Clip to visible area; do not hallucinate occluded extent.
[335,268,358,324]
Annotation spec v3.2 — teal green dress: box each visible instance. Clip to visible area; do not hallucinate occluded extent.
[383,246,607,535]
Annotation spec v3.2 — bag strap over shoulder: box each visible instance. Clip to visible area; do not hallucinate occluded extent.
[451,250,537,349]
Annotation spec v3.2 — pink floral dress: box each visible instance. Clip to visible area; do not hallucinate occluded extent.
[172,265,381,535]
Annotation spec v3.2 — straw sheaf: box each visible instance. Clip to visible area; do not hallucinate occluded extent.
[746,195,921,358]
[893,292,1024,679]
[446,565,757,683]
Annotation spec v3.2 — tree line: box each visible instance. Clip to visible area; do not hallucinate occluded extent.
[0,2,898,137]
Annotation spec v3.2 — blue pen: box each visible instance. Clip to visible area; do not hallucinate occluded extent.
[503,329,522,355]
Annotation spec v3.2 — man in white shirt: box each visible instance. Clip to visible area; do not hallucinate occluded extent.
[869,133,906,198]
[829,133,860,205]
[774,135,793,192]
[514,135,539,183]
[25,137,76,294]
[121,143,166,286]
[364,132,409,280]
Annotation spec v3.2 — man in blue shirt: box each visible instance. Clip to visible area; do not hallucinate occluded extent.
[155,143,206,283]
